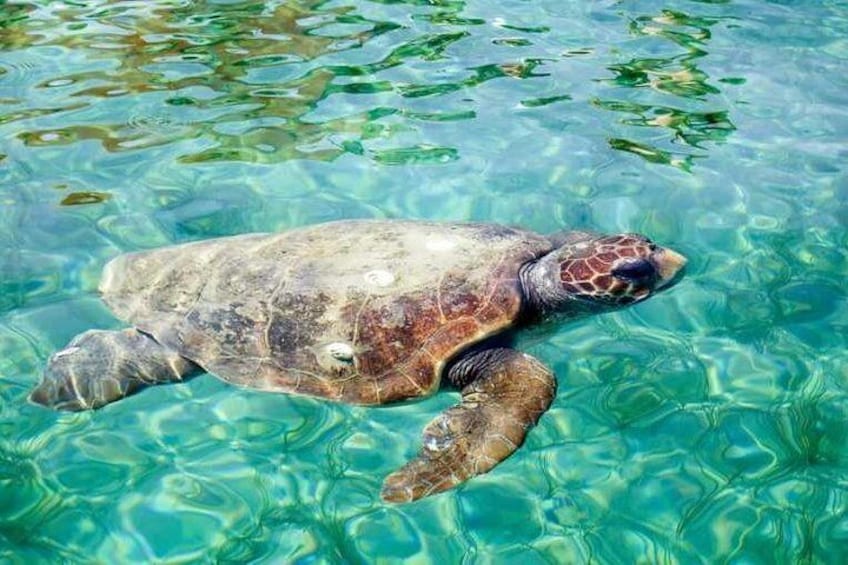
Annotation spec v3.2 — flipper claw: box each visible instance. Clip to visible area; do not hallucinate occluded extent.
[381,348,555,502]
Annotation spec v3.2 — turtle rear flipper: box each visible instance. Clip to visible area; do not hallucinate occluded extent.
[380,349,556,502]
[31,329,201,411]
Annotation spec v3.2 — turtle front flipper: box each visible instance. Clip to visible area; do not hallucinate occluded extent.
[31,329,201,411]
[381,348,556,502]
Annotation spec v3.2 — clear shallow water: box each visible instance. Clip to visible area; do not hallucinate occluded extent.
[1,0,846,562]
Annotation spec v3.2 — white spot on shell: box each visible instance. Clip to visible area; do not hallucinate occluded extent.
[363,269,395,287]
[53,346,80,359]
[325,342,355,363]
[424,235,457,252]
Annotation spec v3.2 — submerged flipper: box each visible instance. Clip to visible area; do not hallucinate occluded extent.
[31,329,201,411]
[381,348,556,502]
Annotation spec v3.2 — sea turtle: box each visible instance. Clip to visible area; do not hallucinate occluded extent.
[31,220,686,502]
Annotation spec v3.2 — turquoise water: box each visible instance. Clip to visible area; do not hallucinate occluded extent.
[1,0,847,562]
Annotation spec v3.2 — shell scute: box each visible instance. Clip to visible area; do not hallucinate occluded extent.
[100,220,552,404]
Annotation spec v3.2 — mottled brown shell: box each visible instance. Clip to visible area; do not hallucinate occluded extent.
[99,220,553,404]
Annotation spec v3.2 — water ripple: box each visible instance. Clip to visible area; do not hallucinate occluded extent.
[593,7,739,170]
[0,2,585,168]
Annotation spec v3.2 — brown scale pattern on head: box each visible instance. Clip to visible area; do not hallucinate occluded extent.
[559,234,656,305]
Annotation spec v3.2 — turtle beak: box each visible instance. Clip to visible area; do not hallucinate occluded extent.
[652,247,687,290]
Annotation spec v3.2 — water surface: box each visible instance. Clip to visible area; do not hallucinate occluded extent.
[1,0,847,563]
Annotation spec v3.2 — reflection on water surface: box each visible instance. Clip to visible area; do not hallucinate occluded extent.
[2,1,737,169]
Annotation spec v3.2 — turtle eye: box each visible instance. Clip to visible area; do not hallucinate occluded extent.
[612,258,656,283]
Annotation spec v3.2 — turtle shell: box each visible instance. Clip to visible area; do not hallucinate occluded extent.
[99,220,553,404]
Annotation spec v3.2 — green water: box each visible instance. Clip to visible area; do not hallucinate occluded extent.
[1,0,846,562]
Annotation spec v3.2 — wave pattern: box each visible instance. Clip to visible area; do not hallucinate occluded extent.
[1,1,740,168]
[2,1,549,165]
[593,9,738,170]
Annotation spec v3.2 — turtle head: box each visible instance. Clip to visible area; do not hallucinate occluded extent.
[523,231,686,318]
